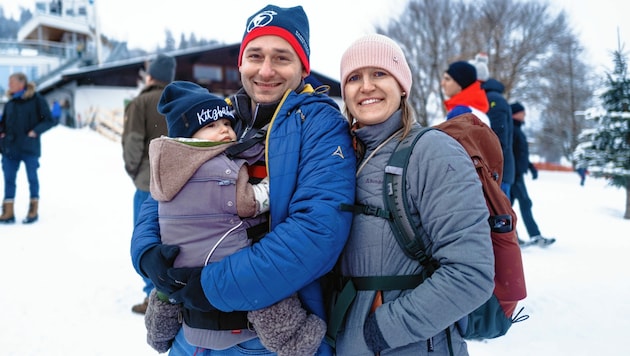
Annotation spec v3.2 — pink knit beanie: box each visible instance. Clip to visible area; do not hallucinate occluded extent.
[340,34,412,99]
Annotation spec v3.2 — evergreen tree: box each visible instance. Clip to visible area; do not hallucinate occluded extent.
[178,33,188,50]
[574,49,630,219]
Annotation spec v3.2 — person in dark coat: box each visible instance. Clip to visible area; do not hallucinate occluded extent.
[122,53,176,314]
[0,72,56,224]
[482,78,515,197]
[469,53,515,197]
[510,102,556,247]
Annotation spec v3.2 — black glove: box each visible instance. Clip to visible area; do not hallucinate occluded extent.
[167,267,216,312]
[139,245,181,294]
[529,164,538,180]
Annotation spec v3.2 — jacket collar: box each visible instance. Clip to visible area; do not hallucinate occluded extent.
[444,81,489,113]
[229,80,308,140]
[353,110,404,151]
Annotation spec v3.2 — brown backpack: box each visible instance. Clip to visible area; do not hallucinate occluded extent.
[433,113,528,338]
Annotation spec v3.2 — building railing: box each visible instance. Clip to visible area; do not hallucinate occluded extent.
[0,39,88,60]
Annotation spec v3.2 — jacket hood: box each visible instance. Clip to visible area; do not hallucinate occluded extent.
[444,81,490,113]
[149,137,233,201]
[481,78,505,94]
[227,82,339,138]
[8,81,36,100]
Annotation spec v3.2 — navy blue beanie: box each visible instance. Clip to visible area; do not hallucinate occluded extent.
[238,4,310,73]
[446,61,477,89]
[158,81,235,138]
[148,54,176,83]
[510,102,525,114]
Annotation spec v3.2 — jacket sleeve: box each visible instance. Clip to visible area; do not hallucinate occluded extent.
[487,98,510,152]
[33,94,57,134]
[199,101,356,312]
[376,130,495,346]
[122,99,147,179]
[130,195,161,276]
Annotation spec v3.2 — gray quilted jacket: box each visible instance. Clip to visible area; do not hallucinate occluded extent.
[335,112,495,356]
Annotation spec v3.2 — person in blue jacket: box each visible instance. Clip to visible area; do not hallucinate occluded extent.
[482,78,515,197]
[0,72,56,224]
[469,53,515,197]
[130,4,356,355]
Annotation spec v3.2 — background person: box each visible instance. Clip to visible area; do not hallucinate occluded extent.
[470,53,515,197]
[441,60,490,125]
[510,102,556,247]
[122,53,176,314]
[0,72,56,224]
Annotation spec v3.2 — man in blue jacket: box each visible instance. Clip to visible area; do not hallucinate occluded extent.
[130,4,355,355]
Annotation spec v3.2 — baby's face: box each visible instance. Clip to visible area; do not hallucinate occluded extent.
[193,119,237,142]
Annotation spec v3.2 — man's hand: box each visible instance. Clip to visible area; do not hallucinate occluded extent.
[167,267,216,312]
[139,245,180,294]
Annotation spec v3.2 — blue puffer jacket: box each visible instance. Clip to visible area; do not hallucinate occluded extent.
[0,83,56,158]
[130,86,356,353]
[482,78,515,185]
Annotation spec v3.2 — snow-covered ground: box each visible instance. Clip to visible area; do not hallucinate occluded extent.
[1,126,628,355]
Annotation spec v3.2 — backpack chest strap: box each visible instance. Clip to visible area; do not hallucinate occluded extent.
[339,203,391,219]
[325,273,428,348]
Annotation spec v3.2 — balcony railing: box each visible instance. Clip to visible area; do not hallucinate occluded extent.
[0,39,89,60]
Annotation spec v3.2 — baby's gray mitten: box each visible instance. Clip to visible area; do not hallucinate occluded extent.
[276,313,326,356]
[145,289,182,353]
[247,294,326,356]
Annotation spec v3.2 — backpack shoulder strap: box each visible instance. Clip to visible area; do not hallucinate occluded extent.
[225,126,267,159]
[384,126,437,270]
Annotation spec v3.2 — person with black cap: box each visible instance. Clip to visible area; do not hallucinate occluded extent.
[510,102,556,247]
[122,53,176,314]
[441,60,490,125]
[130,4,355,355]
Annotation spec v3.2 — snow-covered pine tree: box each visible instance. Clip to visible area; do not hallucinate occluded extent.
[574,49,630,219]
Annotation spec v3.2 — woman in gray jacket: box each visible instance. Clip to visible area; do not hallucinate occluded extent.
[333,34,495,355]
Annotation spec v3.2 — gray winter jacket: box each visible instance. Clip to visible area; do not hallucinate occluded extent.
[335,112,495,355]
[149,137,264,349]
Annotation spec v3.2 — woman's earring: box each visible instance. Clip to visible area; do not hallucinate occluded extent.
[402,92,406,97]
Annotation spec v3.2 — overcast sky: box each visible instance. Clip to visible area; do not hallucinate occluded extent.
[3,0,630,78]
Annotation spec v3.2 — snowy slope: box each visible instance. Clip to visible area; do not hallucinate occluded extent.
[1,126,628,355]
